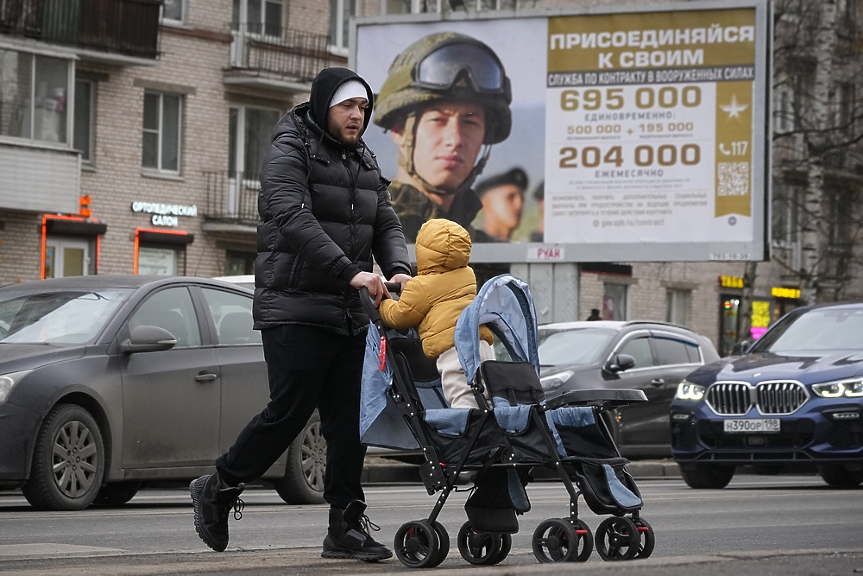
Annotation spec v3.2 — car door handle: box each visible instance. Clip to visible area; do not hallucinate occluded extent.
[650,378,665,386]
[194,372,218,383]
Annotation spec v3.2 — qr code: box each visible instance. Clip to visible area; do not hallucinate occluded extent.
[717,162,750,196]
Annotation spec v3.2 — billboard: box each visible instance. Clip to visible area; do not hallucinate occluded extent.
[353,0,770,263]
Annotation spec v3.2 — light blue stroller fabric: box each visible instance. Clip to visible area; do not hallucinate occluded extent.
[360,323,420,450]
[454,274,540,385]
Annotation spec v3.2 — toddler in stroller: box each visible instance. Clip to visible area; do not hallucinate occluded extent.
[377,218,494,409]
[360,273,655,568]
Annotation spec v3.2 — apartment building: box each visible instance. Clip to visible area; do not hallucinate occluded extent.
[0,0,859,355]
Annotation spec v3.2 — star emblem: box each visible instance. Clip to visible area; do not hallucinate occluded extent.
[720,94,749,119]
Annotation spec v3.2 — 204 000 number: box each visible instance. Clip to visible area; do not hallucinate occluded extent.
[559,144,701,169]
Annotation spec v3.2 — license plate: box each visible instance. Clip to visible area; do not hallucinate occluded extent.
[723,419,780,433]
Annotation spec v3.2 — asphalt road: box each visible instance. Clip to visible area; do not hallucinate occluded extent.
[1,472,861,575]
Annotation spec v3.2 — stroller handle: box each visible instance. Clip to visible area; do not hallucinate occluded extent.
[358,282,402,321]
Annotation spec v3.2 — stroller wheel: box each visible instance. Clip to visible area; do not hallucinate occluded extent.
[595,516,640,561]
[632,517,655,559]
[394,520,441,569]
[489,533,512,564]
[457,522,506,565]
[531,518,578,563]
[567,519,594,562]
[428,521,450,567]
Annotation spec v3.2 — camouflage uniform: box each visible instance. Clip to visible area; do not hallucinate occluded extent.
[374,32,512,245]
[389,180,489,243]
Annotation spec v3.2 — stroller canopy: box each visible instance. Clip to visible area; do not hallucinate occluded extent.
[454,274,540,385]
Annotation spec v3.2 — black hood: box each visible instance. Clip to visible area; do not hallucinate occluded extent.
[308,67,374,137]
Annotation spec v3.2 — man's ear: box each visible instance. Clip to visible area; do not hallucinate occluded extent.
[389,121,406,150]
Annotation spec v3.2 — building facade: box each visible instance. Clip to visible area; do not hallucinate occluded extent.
[0,0,860,356]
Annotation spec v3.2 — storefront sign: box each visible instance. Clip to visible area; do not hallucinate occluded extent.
[131,201,198,227]
[771,286,800,299]
[719,275,744,288]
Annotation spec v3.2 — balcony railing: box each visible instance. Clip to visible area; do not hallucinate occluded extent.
[227,23,343,88]
[0,0,160,59]
[203,171,260,224]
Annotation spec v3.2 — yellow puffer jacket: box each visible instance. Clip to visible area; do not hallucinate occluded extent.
[379,219,493,359]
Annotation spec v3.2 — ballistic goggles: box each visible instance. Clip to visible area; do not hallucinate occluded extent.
[413,41,510,97]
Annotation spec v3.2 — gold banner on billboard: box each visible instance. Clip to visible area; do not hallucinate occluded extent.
[548,9,757,73]
[714,81,752,217]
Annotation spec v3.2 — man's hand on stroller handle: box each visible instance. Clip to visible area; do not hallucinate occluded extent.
[350,272,389,306]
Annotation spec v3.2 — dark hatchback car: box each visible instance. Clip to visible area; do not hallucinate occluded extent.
[671,302,863,489]
[530,320,720,458]
[0,275,323,510]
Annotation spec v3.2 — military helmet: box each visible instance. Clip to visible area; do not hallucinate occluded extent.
[374,31,512,145]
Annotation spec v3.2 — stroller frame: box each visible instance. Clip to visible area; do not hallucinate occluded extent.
[360,274,655,567]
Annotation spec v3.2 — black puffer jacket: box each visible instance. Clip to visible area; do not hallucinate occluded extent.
[254,68,411,335]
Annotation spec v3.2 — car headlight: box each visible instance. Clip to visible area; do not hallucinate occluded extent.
[540,370,573,391]
[675,380,706,401]
[0,370,32,404]
[812,379,863,398]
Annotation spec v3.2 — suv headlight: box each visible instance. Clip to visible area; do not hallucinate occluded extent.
[675,380,706,401]
[540,370,573,391]
[0,370,32,404]
[812,379,863,398]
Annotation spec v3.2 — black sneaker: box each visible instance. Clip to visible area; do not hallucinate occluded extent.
[189,473,245,552]
[322,500,393,561]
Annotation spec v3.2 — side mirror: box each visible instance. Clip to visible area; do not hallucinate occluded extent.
[605,353,636,373]
[120,325,177,354]
[730,339,751,356]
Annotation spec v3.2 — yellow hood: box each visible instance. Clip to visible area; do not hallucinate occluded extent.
[415,219,472,275]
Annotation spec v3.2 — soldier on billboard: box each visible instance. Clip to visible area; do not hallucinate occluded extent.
[373,31,513,244]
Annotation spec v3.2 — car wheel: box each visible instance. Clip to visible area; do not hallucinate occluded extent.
[93,481,142,506]
[818,463,863,488]
[273,411,326,504]
[21,404,105,511]
[678,462,734,489]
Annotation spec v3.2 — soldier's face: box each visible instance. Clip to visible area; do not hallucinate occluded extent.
[327,98,368,147]
[482,183,524,232]
[395,101,485,192]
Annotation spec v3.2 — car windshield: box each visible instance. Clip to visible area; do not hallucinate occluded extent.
[0,289,132,344]
[537,326,615,366]
[752,307,863,354]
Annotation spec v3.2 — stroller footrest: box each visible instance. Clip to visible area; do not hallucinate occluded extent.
[546,389,647,410]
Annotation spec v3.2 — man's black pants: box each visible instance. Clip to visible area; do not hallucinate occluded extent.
[216,324,367,509]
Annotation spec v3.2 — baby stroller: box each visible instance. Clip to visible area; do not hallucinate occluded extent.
[360,274,655,568]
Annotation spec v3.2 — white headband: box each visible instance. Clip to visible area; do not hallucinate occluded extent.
[329,80,368,108]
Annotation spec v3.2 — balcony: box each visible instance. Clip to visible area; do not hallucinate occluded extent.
[202,171,259,232]
[0,0,160,61]
[225,23,344,92]
[0,141,80,214]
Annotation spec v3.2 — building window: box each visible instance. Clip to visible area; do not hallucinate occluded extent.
[771,184,799,246]
[775,87,795,133]
[0,49,72,144]
[137,246,180,275]
[232,0,283,37]
[225,250,255,276]
[227,106,280,217]
[74,79,94,163]
[162,0,186,23]
[602,283,627,321]
[666,289,691,326]
[329,0,355,52]
[142,91,182,173]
